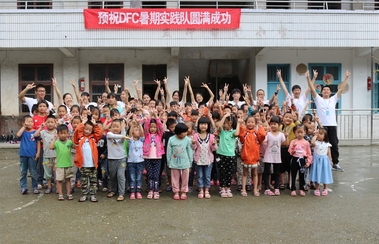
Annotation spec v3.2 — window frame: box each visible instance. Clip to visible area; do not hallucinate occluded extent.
[18,64,54,114]
[89,63,124,103]
[142,64,167,99]
[17,1,52,9]
[267,64,290,105]
[88,1,123,9]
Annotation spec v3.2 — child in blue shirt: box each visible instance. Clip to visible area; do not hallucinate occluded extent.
[17,115,41,194]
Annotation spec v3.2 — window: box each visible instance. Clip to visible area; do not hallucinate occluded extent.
[19,64,53,113]
[17,1,52,9]
[308,0,341,10]
[267,64,290,104]
[89,64,124,102]
[308,63,342,110]
[88,1,123,9]
[142,64,167,99]
[266,0,290,9]
[142,1,166,8]
[376,0,379,10]
[373,63,379,109]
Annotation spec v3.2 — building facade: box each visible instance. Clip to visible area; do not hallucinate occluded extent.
[1,0,379,142]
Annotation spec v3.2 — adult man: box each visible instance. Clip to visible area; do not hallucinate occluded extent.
[307,70,350,172]
[18,83,53,116]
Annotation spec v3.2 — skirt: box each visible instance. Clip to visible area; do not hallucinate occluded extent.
[309,154,334,184]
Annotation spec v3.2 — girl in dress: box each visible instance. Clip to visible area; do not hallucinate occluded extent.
[309,128,333,196]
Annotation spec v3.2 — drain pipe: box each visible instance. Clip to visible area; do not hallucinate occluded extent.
[370,47,374,145]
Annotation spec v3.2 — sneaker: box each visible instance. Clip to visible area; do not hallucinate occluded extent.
[332,164,344,172]
[130,193,136,200]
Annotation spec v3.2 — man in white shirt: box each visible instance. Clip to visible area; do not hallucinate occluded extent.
[308,70,351,172]
[18,83,53,116]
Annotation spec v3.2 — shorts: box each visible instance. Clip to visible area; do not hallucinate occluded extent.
[241,162,258,169]
[55,167,74,181]
[42,157,55,179]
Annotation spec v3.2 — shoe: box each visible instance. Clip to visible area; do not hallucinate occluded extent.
[107,192,115,198]
[67,194,74,200]
[78,196,87,202]
[299,190,306,197]
[58,195,65,201]
[314,190,321,196]
[153,192,160,200]
[90,195,98,202]
[246,185,252,191]
[76,181,82,188]
[274,189,280,196]
[55,188,59,194]
[166,186,172,192]
[136,192,143,199]
[291,191,297,197]
[33,189,40,194]
[253,191,260,197]
[142,169,147,175]
[332,164,344,172]
[210,180,214,186]
[226,189,233,198]
[220,190,228,198]
[264,189,275,196]
[130,193,136,200]
[37,184,42,190]
[322,189,329,196]
[21,188,28,194]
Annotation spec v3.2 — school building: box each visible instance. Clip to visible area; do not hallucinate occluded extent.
[0,0,379,143]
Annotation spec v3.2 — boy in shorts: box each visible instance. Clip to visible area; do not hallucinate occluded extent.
[50,124,74,201]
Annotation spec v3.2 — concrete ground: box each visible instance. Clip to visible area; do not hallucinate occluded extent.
[0,146,378,244]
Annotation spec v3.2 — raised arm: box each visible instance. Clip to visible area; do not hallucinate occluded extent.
[105,78,111,94]
[70,79,80,103]
[18,83,36,103]
[181,77,189,104]
[336,70,350,99]
[304,69,318,98]
[134,80,142,100]
[52,78,63,105]
[202,82,215,105]
[186,76,195,104]
[306,70,318,99]
[277,69,289,98]
[269,84,280,105]
[154,79,161,101]
[163,77,171,105]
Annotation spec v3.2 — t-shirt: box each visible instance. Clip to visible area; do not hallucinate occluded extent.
[144,134,161,159]
[40,130,56,158]
[24,97,53,117]
[228,100,245,108]
[82,139,94,167]
[19,129,38,157]
[314,95,338,126]
[32,115,47,130]
[216,129,236,157]
[54,140,73,168]
[286,94,308,117]
[128,137,145,163]
[167,136,193,169]
[263,132,286,163]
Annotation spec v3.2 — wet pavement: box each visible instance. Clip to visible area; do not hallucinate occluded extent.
[0,146,378,243]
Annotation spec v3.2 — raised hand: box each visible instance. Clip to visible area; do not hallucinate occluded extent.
[105,78,109,86]
[184,76,190,85]
[201,83,208,88]
[51,78,57,87]
[163,77,168,84]
[223,83,229,92]
[26,83,36,90]
[70,79,76,87]
[277,69,282,78]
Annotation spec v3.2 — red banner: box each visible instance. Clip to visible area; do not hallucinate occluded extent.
[84,9,241,29]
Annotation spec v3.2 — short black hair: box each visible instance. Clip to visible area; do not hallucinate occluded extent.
[37,100,48,108]
[22,115,32,122]
[292,85,301,91]
[110,108,120,117]
[71,116,81,122]
[293,124,305,133]
[191,110,199,116]
[35,84,46,91]
[57,124,68,133]
[84,120,94,131]
[166,118,177,128]
[175,123,188,135]
[81,92,90,97]
[107,93,117,99]
[71,105,80,111]
[302,113,313,123]
[46,115,56,120]
[185,102,192,107]
[31,104,38,113]
[197,117,211,133]
[270,115,281,124]
[169,101,178,107]
[231,88,241,95]
[168,111,178,118]
[102,105,110,110]
[198,102,207,108]
[321,85,331,92]
[58,105,67,111]
[211,111,220,120]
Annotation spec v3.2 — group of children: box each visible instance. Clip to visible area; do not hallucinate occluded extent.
[18,75,335,202]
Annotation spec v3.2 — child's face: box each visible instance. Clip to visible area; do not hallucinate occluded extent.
[177,132,187,139]
[156,103,164,112]
[58,107,67,118]
[305,122,315,135]
[111,122,121,134]
[223,120,232,130]
[168,124,176,133]
[196,94,203,103]
[191,114,198,123]
[132,127,141,137]
[224,108,231,114]
[148,100,156,109]
[108,96,116,105]
[46,118,56,130]
[81,95,89,103]
[269,122,279,132]
[38,103,47,113]
[102,93,108,104]
[149,123,157,134]
[143,94,151,104]
[317,131,325,141]
[263,122,271,132]
[71,119,81,130]
[254,113,261,122]
[199,123,208,132]
[136,101,143,110]
[283,113,293,125]
[71,108,80,117]
[246,117,256,130]
[58,130,68,141]
[237,110,244,119]
[84,124,94,137]
[102,108,110,118]
[170,104,178,111]
[92,110,99,121]
[23,118,34,130]
[295,127,305,140]
[231,106,238,114]
[112,112,120,120]
[186,124,193,135]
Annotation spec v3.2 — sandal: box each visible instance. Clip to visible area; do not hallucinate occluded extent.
[204,191,211,199]
[274,189,281,196]
[299,190,306,197]
[180,193,187,200]
[279,184,285,190]
[226,189,233,198]
[78,196,87,202]
[67,194,74,200]
[102,187,108,192]
[237,185,242,191]
[246,185,252,191]
[166,186,172,192]
[153,192,160,200]
[198,190,204,199]
[58,195,65,201]
[130,193,136,200]
[147,191,153,199]
[241,191,248,197]
[90,195,98,202]
[21,188,28,194]
[45,188,52,194]
[117,195,125,201]
[136,192,143,199]
[220,190,228,198]
[291,191,297,197]
[322,189,329,196]
[314,190,320,196]
[264,189,275,196]
[107,192,115,198]
[253,191,260,197]
[173,193,180,200]
[33,189,40,194]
